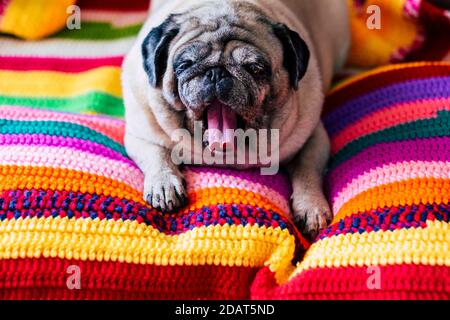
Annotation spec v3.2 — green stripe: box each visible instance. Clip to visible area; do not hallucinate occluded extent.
[52,22,142,40]
[0,92,124,117]
[331,110,450,168]
[0,119,127,156]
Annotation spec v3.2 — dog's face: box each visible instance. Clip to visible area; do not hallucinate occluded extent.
[141,2,309,141]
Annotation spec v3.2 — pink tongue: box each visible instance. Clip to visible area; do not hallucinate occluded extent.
[207,102,237,152]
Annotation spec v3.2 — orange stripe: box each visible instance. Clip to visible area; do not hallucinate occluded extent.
[0,165,143,203]
[188,186,289,217]
[333,178,450,222]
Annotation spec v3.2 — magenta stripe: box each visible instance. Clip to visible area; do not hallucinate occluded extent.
[0,56,123,72]
[188,166,292,199]
[327,137,450,197]
[0,0,9,16]
[0,134,136,167]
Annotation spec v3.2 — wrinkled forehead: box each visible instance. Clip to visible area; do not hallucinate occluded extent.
[174,1,271,30]
[170,4,280,64]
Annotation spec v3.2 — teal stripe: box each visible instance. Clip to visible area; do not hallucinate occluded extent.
[52,22,142,40]
[331,110,450,168]
[0,92,124,117]
[0,119,127,155]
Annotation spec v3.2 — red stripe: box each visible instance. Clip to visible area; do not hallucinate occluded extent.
[251,265,450,300]
[324,64,450,114]
[0,56,123,72]
[77,0,150,11]
[1,258,447,299]
[0,258,257,300]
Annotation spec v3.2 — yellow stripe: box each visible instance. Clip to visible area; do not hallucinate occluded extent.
[0,217,296,283]
[290,220,450,279]
[328,62,450,95]
[0,67,122,98]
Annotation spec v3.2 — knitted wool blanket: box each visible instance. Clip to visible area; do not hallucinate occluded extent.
[0,0,449,299]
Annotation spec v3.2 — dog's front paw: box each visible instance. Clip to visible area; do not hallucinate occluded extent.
[291,192,332,241]
[143,168,188,213]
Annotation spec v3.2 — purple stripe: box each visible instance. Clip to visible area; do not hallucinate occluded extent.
[323,76,450,135]
[0,134,136,167]
[188,166,292,199]
[327,137,450,198]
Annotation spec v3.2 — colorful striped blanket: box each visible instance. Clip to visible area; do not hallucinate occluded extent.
[0,0,449,299]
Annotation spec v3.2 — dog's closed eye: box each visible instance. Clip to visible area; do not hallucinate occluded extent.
[174,59,195,75]
[243,62,272,79]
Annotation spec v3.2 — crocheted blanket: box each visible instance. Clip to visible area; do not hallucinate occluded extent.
[0,0,449,299]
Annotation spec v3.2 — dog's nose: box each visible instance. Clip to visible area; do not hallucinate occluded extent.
[206,67,230,83]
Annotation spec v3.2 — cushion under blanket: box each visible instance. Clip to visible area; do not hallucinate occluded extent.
[0,0,448,300]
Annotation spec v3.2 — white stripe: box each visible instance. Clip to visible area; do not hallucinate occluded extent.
[81,9,149,27]
[0,37,136,57]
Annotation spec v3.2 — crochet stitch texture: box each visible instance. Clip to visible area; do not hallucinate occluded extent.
[0,0,448,299]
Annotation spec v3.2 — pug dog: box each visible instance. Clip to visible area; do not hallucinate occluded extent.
[122,0,350,239]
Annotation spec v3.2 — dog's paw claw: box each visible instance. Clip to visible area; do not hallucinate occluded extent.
[143,170,188,213]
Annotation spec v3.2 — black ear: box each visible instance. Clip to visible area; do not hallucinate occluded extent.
[142,16,180,87]
[272,23,310,89]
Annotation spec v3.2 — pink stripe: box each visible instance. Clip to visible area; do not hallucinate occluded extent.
[331,98,450,155]
[184,169,290,214]
[81,9,148,26]
[328,138,450,197]
[0,106,124,143]
[0,145,143,191]
[0,56,123,72]
[189,166,292,200]
[330,161,450,213]
[0,134,135,167]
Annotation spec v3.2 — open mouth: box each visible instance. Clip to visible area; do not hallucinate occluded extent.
[203,100,246,152]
